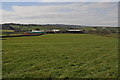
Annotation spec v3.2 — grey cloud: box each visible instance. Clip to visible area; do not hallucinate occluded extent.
[2,2,118,27]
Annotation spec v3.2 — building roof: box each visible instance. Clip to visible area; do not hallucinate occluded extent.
[32,30,44,32]
[67,29,82,31]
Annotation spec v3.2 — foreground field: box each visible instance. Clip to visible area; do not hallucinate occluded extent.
[2,34,118,78]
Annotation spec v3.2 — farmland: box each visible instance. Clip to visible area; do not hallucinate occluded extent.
[2,34,118,78]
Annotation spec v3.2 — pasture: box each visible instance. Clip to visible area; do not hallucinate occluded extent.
[2,34,118,78]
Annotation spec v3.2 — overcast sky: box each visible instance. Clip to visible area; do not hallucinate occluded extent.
[1,0,119,2]
[1,1,118,27]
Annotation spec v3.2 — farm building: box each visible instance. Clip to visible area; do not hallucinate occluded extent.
[31,30,44,33]
[46,29,61,33]
[24,30,44,35]
[66,29,83,33]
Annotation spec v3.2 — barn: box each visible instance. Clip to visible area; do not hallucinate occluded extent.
[24,30,44,35]
[66,29,83,33]
[46,29,60,33]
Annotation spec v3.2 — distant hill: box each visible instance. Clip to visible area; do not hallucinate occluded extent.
[2,23,84,31]
[1,23,119,32]
[2,24,14,30]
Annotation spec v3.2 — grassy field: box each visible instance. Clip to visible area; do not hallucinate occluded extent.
[2,34,118,78]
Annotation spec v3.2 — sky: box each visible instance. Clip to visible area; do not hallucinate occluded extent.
[1,1,119,27]
[1,0,120,2]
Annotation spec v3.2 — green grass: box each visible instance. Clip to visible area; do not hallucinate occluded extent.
[81,27,94,30]
[2,34,118,78]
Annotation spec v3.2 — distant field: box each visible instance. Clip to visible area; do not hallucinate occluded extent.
[1,30,23,36]
[1,30,14,32]
[2,34,118,78]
